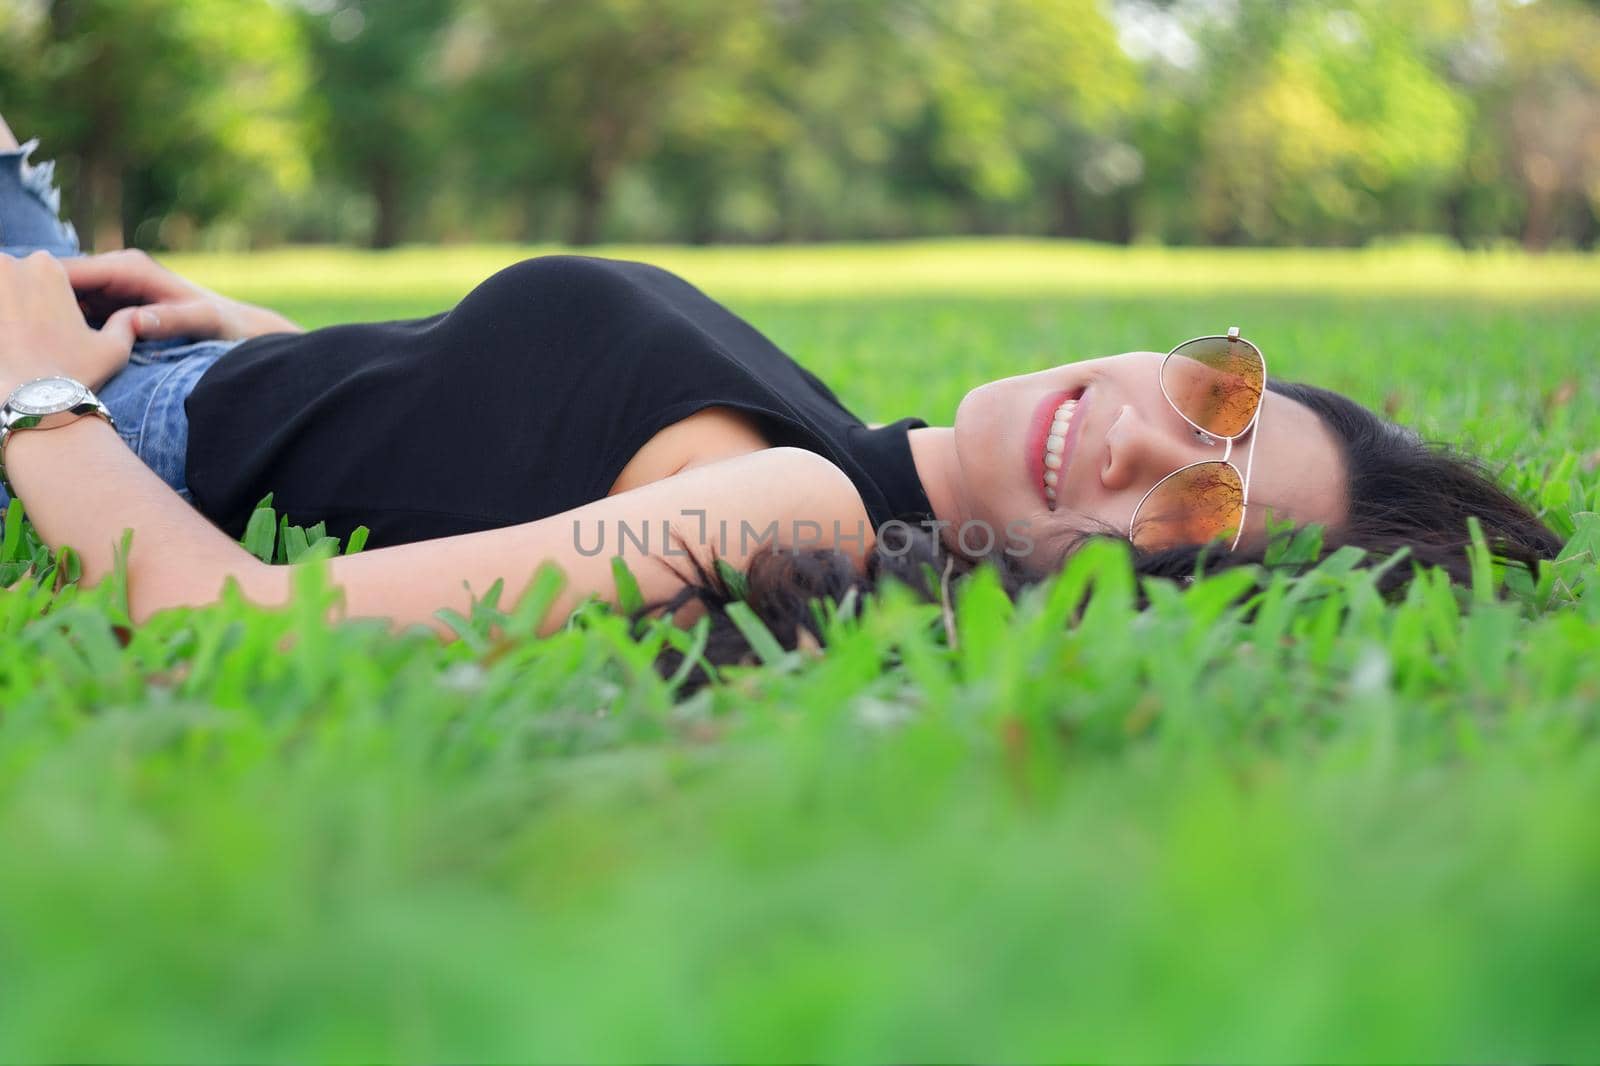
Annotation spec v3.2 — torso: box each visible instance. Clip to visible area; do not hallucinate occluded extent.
[184,256,932,549]
[606,406,775,496]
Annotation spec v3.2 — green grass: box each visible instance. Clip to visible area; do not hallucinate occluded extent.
[3,241,1600,1061]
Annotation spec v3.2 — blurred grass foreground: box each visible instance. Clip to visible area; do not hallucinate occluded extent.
[1,241,1599,1060]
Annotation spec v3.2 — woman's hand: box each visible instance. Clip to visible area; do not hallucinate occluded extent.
[0,252,137,394]
[62,249,303,343]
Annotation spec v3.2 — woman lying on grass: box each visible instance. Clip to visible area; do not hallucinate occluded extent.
[0,117,1564,675]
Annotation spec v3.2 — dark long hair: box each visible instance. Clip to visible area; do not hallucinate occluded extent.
[643,381,1564,690]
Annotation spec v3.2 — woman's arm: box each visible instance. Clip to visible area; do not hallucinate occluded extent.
[63,249,303,343]
[20,427,871,636]
[224,446,869,637]
[6,255,873,637]
[8,415,270,603]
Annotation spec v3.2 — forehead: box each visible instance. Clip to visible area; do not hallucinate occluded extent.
[1238,389,1347,543]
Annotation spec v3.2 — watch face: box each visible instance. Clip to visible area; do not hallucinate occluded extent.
[11,377,85,415]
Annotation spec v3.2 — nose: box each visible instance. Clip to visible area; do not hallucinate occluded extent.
[1099,402,1209,493]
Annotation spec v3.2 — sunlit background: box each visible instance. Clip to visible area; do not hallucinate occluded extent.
[2,0,1597,253]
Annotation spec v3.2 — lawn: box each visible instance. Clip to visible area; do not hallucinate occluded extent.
[2,240,1599,1061]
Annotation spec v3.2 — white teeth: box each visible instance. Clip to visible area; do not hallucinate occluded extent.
[1041,395,1079,507]
[1046,400,1077,453]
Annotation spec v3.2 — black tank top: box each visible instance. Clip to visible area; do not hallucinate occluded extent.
[183,255,935,548]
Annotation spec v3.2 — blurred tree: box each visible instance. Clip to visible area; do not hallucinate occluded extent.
[296,0,456,249]
[0,0,309,250]
[7,0,1600,250]
[718,0,933,241]
[1466,0,1600,249]
[1137,0,1472,244]
[637,0,1138,243]
[906,0,1142,238]
[448,0,766,245]
[635,8,786,243]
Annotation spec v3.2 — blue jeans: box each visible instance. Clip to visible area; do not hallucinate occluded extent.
[0,140,242,520]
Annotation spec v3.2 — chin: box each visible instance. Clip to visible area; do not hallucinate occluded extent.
[952,381,1028,529]
[952,382,1003,478]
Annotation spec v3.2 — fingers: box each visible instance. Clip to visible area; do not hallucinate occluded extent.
[18,249,68,276]
[61,248,150,282]
[2,250,75,305]
[98,306,139,352]
[104,300,223,342]
[0,254,126,387]
[60,248,174,297]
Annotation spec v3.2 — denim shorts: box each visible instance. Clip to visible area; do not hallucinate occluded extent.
[0,140,242,520]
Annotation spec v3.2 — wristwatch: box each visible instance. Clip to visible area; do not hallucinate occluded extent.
[0,375,118,499]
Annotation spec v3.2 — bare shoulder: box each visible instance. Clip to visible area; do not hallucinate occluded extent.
[755,445,864,496]
[609,405,774,496]
[671,446,874,563]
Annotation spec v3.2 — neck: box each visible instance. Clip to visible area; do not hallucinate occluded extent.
[906,426,967,538]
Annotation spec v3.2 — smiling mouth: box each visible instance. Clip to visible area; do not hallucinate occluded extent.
[1027,385,1087,510]
[1043,385,1094,512]
[1042,396,1082,508]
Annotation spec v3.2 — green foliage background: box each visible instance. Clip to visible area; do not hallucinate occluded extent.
[2,0,1598,251]
[1,242,1598,1059]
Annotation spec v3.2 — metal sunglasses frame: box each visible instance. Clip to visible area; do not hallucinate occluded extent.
[1127,326,1267,552]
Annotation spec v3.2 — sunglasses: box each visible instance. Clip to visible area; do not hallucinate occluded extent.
[1127,326,1266,553]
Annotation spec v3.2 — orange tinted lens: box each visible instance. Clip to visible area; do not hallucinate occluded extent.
[1161,336,1264,438]
[1130,461,1244,551]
